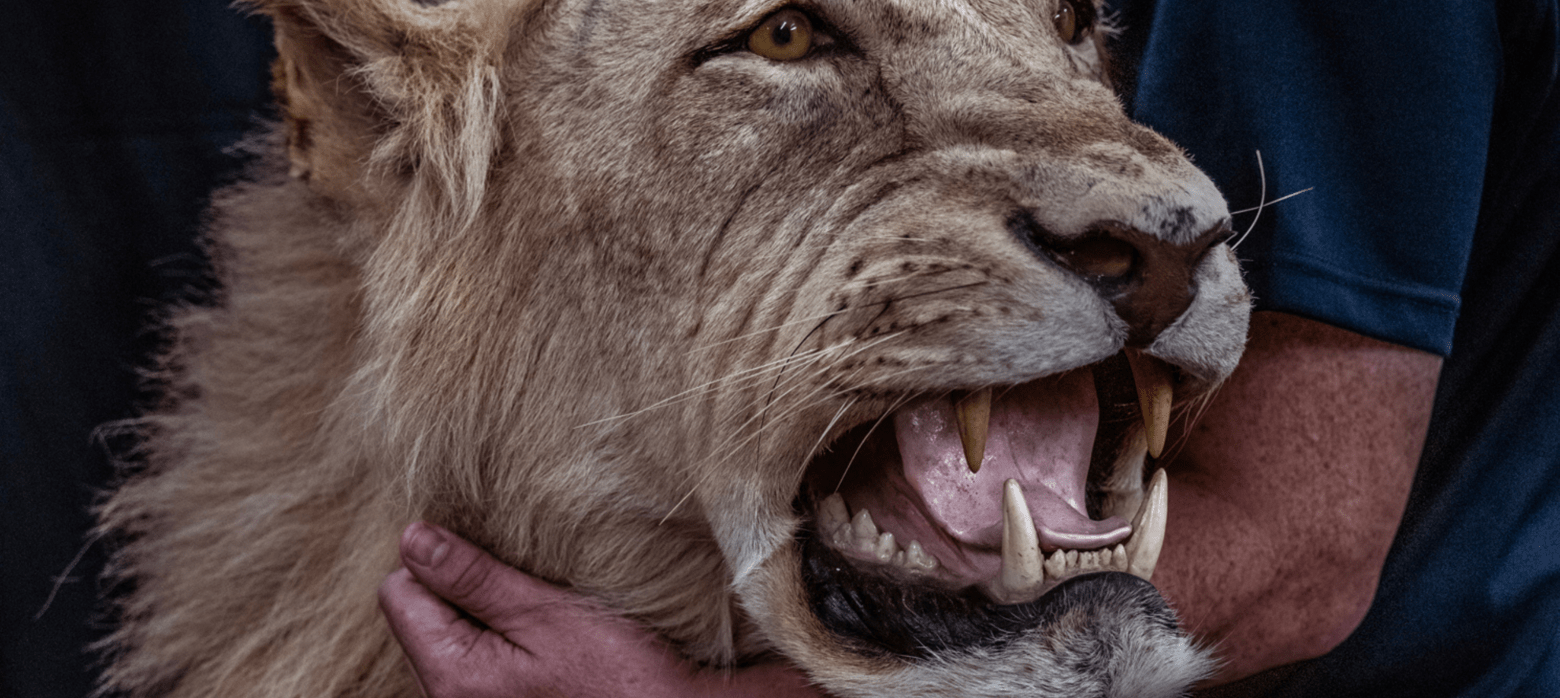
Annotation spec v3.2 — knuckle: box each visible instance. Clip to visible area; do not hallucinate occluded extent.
[445,552,498,609]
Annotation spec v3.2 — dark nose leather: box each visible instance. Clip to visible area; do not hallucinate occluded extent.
[1019,216,1234,346]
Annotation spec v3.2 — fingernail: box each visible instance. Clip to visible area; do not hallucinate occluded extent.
[404,522,449,568]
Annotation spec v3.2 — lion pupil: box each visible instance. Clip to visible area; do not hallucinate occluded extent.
[774,24,793,46]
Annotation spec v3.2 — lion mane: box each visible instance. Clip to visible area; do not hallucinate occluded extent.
[98,0,1250,696]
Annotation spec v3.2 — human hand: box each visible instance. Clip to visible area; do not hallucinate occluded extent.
[378,521,824,698]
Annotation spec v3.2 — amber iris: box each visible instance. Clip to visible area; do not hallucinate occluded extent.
[1053,0,1090,44]
[749,9,813,61]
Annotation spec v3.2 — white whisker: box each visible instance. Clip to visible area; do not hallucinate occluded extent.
[798,398,858,474]
[1228,150,1315,250]
[663,333,911,518]
[1230,150,1268,250]
[842,269,955,291]
[579,346,838,427]
[1229,186,1314,216]
[688,310,851,353]
[834,391,917,492]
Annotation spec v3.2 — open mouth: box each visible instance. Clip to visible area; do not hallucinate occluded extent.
[798,350,1178,635]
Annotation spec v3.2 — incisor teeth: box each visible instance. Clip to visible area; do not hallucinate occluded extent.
[1126,351,1174,458]
[986,479,1044,604]
[955,388,993,473]
[1077,549,1102,572]
[1124,468,1169,581]
[1044,549,1067,579]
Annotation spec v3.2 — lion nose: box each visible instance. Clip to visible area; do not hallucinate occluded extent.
[1017,216,1234,346]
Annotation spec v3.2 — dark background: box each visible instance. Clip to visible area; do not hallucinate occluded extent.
[1,2,273,695]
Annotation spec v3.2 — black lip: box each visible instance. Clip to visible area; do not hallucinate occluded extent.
[796,515,1175,659]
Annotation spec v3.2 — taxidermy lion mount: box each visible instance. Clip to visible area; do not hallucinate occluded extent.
[98,0,1251,695]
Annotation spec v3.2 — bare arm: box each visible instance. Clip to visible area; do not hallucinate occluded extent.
[1153,311,1441,684]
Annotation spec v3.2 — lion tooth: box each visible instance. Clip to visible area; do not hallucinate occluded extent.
[820,494,856,550]
[1111,543,1127,572]
[955,388,992,473]
[1126,351,1173,458]
[988,479,1044,603]
[874,531,897,563]
[830,526,853,550]
[850,509,879,551]
[820,492,849,530]
[1125,468,1169,581]
[1044,548,1067,579]
[1077,549,1100,572]
[892,541,939,575]
[904,540,938,572]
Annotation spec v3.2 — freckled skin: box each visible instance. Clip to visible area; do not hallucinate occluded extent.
[1155,312,1439,684]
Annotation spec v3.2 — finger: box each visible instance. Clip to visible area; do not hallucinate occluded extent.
[377,567,481,696]
[397,521,579,636]
[381,565,546,698]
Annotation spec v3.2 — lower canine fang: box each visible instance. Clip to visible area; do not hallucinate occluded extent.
[1124,468,1169,581]
[987,480,1045,603]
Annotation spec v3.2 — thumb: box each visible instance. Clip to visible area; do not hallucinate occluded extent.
[394,521,572,635]
[379,522,540,697]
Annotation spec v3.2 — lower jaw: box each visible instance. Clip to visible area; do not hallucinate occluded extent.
[805,465,1167,606]
[794,519,1168,660]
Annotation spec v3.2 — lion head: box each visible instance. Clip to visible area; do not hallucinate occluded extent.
[101,0,1250,696]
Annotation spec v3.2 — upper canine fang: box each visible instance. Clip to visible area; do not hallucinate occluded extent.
[1125,351,1173,458]
[955,388,993,473]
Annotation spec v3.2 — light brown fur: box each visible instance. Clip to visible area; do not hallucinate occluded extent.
[99,0,1248,695]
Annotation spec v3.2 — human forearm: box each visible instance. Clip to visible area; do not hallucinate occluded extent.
[1155,475,1389,681]
[1148,312,1439,683]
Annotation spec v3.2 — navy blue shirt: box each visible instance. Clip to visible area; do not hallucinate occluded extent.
[1112,0,1560,694]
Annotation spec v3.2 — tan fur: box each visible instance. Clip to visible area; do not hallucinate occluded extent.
[99,0,1248,695]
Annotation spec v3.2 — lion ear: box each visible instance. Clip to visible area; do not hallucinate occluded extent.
[253,0,511,211]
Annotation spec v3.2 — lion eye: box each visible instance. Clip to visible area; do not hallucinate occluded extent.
[748,9,814,61]
[1053,0,1094,45]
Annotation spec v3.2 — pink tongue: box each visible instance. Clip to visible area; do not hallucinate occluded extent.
[893,371,1130,552]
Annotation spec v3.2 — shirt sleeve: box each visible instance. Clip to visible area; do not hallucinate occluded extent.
[1122,0,1502,356]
